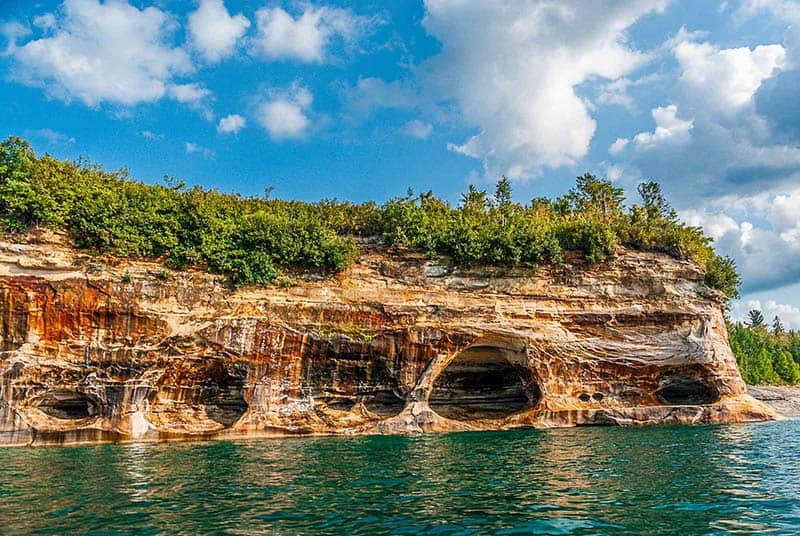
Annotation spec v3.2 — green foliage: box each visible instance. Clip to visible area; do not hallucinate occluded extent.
[703,256,741,301]
[0,137,740,297]
[564,172,625,219]
[748,309,765,328]
[729,316,800,385]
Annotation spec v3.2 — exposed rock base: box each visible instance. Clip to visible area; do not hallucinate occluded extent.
[0,239,776,447]
[748,386,800,418]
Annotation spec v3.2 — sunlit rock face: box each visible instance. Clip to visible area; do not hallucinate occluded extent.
[0,238,776,447]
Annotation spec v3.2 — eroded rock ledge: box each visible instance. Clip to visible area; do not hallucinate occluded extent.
[0,239,776,447]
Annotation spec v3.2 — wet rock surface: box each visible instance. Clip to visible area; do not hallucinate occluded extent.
[0,239,776,447]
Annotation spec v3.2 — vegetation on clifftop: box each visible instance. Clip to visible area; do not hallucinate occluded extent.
[729,311,800,385]
[0,136,739,297]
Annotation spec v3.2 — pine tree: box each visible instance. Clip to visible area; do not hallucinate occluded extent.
[748,309,765,329]
[752,348,780,384]
[773,350,800,384]
[772,315,785,334]
[494,176,512,210]
[460,185,487,213]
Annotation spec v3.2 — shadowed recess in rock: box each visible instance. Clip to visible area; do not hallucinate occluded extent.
[362,390,406,416]
[36,391,98,420]
[429,345,540,420]
[655,376,719,405]
[204,386,249,426]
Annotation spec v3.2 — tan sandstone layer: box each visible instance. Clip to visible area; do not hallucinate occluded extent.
[0,236,777,447]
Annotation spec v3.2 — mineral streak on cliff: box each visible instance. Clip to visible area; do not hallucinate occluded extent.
[0,237,776,447]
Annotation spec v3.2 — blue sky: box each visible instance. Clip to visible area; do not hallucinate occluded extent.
[2,0,800,325]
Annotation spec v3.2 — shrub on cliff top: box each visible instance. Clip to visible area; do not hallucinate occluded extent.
[0,136,739,298]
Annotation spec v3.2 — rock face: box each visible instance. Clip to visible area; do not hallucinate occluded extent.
[0,238,776,447]
[748,386,800,418]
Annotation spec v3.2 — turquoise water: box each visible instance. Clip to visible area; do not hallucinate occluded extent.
[1,422,799,535]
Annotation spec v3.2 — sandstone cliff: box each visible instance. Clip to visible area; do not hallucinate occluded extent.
[0,237,776,447]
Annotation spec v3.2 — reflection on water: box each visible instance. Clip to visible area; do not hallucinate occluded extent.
[1,421,799,535]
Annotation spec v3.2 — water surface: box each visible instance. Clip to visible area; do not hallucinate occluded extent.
[1,421,798,535]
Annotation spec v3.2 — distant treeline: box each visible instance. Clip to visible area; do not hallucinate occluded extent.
[729,311,800,385]
[0,136,738,297]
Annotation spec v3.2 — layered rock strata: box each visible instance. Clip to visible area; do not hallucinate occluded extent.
[0,238,776,446]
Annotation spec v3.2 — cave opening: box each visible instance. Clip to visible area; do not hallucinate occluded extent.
[37,391,98,420]
[655,376,718,405]
[204,385,249,426]
[362,390,406,416]
[429,344,539,420]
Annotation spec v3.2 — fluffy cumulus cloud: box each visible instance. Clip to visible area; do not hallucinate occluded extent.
[7,0,194,107]
[257,85,313,140]
[633,104,693,148]
[251,5,367,63]
[682,183,800,293]
[217,114,246,134]
[608,28,799,205]
[421,0,669,180]
[674,39,786,112]
[167,82,213,119]
[732,299,800,330]
[612,105,693,153]
[600,10,800,300]
[188,0,250,63]
[737,1,800,55]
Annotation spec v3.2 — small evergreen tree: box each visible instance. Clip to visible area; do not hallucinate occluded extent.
[494,176,513,211]
[773,315,785,335]
[637,181,672,220]
[460,185,488,214]
[748,309,765,329]
[773,350,800,384]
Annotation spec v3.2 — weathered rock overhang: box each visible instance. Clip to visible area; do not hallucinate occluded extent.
[0,240,777,447]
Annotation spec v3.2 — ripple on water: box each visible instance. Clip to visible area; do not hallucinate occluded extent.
[0,421,798,535]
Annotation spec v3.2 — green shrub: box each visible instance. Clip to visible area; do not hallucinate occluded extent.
[0,136,740,299]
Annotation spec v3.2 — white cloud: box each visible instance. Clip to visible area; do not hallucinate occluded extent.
[184,141,215,159]
[26,128,75,144]
[140,130,164,140]
[681,184,800,293]
[217,113,246,134]
[32,13,56,30]
[674,39,786,111]
[402,120,433,139]
[9,0,193,107]
[609,138,629,155]
[607,31,800,213]
[732,299,800,330]
[422,0,668,180]
[257,85,313,140]
[631,105,693,149]
[340,77,424,122]
[597,73,663,110]
[1,21,31,54]
[252,5,367,63]
[168,82,213,120]
[188,0,250,63]
[168,82,210,103]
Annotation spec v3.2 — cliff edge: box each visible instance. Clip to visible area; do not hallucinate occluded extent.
[0,238,776,446]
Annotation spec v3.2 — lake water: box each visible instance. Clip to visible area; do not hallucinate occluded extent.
[1,421,798,535]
